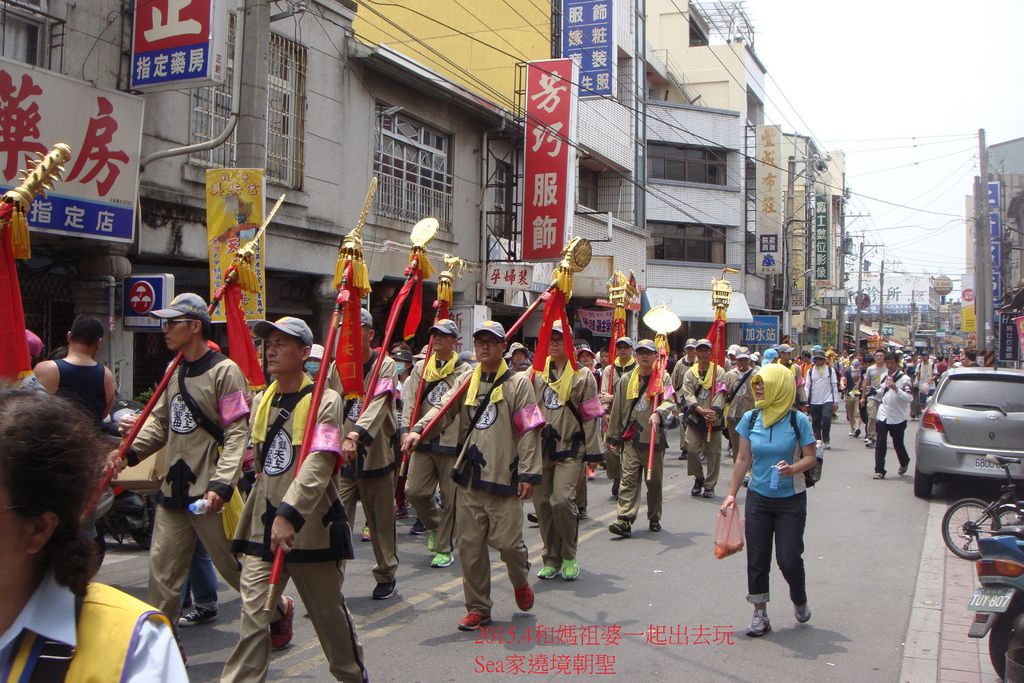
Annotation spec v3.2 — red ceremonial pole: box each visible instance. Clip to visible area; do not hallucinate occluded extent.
[83,265,240,520]
[645,345,667,482]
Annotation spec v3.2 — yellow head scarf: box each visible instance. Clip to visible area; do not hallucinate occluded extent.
[534,357,576,405]
[465,359,508,406]
[752,363,796,428]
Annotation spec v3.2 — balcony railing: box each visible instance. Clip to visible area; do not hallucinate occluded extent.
[372,173,452,231]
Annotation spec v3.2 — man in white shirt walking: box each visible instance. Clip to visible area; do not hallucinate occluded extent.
[806,349,840,449]
[873,352,914,479]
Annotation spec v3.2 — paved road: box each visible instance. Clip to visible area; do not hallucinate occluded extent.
[96,422,932,682]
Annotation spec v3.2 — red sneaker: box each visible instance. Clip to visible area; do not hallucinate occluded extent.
[270,596,294,651]
[458,612,492,631]
[514,583,534,611]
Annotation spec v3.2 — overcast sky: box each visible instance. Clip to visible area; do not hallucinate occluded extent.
[742,0,1024,288]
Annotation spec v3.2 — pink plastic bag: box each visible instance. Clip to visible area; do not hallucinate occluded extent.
[714,505,745,559]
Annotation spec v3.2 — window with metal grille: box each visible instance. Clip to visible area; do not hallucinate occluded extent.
[189,16,307,189]
[0,0,50,67]
[373,105,453,230]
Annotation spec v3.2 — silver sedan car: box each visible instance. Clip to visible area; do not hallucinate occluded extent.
[914,367,1024,498]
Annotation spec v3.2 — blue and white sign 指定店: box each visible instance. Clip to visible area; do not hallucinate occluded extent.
[123,274,175,330]
[562,0,614,96]
[741,316,779,347]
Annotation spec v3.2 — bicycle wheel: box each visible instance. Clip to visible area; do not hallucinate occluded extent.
[996,504,1024,528]
[942,498,995,560]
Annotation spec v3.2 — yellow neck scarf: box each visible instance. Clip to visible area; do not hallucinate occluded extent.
[625,368,653,401]
[252,375,313,446]
[696,362,717,391]
[535,356,576,405]
[422,352,457,383]
[614,356,635,369]
[465,359,508,406]
[753,364,796,428]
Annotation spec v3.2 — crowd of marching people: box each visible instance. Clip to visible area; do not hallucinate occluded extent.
[4,296,973,680]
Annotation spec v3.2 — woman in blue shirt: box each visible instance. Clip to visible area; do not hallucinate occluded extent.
[721,363,817,638]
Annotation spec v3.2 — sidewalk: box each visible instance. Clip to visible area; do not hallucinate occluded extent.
[901,499,999,682]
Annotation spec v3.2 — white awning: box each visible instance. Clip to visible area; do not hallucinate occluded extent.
[645,288,755,324]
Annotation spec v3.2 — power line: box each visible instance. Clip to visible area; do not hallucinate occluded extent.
[850,146,977,177]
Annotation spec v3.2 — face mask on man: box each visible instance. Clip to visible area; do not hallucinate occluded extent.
[396,362,408,375]
[305,360,321,376]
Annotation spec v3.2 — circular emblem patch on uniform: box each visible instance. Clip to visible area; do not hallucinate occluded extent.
[542,386,561,410]
[170,394,197,434]
[346,398,363,423]
[636,397,649,413]
[474,403,498,430]
[263,430,294,476]
[698,388,709,401]
[427,381,449,407]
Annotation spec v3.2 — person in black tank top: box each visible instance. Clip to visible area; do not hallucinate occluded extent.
[33,315,115,426]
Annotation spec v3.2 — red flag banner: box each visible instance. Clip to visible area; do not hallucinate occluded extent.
[706,314,727,368]
[402,273,423,341]
[223,279,265,389]
[335,263,365,399]
[0,202,30,381]
[531,288,579,374]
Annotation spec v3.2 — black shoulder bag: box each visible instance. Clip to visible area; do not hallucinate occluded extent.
[178,368,225,445]
[258,386,315,470]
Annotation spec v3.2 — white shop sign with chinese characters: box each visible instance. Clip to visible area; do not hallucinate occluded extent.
[485,263,535,291]
[0,58,143,243]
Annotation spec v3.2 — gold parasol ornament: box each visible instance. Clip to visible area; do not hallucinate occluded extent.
[436,253,466,310]
[551,236,592,298]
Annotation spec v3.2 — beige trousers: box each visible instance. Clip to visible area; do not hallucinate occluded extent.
[455,485,530,617]
[685,424,723,490]
[846,395,861,431]
[536,456,582,567]
[148,505,241,625]
[406,450,457,554]
[866,400,879,438]
[615,443,664,523]
[574,459,588,509]
[221,557,367,683]
[339,472,399,584]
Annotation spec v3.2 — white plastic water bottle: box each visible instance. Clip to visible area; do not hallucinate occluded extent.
[189,499,209,515]
[816,440,825,461]
[769,465,780,490]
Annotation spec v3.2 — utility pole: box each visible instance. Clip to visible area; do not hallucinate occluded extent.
[784,155,797,343]
[854,240,865,351]
[237,0,270,169]
[974,128,991,353]
[878,254,885,340]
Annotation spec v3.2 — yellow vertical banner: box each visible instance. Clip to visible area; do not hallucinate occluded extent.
[206,169,266,321]
[961,303,976,333]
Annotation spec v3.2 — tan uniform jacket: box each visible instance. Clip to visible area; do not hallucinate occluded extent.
[414,369,542,496]
[401,356,472,455]
[530,364,604,462]
[681,364,727,430]
[724,367,758,422]
[601,359,637,406]
[327,350,398,478]
[670,357,697,395]
[232,388,353,563]
[130,350,249,508]
[605,369,675,449]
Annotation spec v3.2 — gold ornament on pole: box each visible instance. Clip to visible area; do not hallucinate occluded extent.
[3,143,73,259]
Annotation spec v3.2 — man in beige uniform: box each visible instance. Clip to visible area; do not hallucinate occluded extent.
[606,339,675,537]
[401,318,472,569]
[120,295,264,631]
[329,308,400,600]
[530,322,602,581]
[681,338,726,498]
[670,338,699,460]
[601,337,637,499]
[405,321,542,631]
[222,317,366,683]
[724,348,757,459]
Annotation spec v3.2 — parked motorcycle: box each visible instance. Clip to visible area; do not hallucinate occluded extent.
[967,455,1024,679]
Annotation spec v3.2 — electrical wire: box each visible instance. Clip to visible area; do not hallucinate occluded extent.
[849,147,977,177]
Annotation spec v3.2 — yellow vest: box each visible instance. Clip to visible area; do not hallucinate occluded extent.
[6,583,170,683]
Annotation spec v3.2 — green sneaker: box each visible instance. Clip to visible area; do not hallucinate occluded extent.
[430,551,454,568]
[427,529,437,553]
[536,565,559,580]
[561,559,579,581]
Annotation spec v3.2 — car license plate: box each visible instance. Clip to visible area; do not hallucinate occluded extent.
[974,456,1002,472]
[968,587,1015,613]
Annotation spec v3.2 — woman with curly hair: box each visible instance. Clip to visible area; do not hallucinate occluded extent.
[0,389,187,681]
